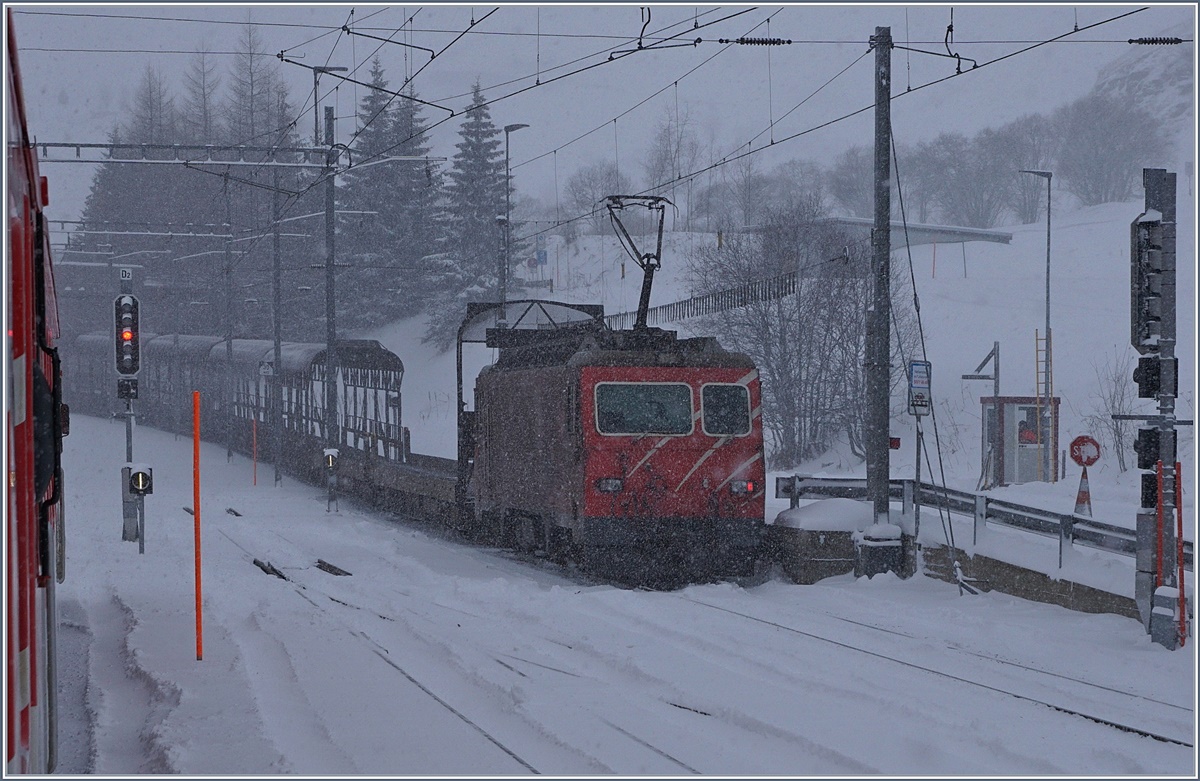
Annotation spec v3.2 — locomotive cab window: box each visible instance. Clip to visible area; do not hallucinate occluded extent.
[595,382,692,435]
[701,383,751,437]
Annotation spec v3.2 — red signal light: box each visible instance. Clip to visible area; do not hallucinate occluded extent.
[114,295,141,375]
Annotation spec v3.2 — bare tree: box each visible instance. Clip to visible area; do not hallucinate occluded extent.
[180,47,221,144]
[930,130,1011,228]
[1083,349,1137,472]
[827,144,906,221]
[994,113,1055,224]
[685,198,919,467]
[895,141,941,224]
[826,145,874,218]
[642,104,702,206]
[563,160,630,234]
[126,66,177,144]
[1054,89,1169,206]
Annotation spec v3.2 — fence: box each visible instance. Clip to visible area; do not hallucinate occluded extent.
[605,269,798,330]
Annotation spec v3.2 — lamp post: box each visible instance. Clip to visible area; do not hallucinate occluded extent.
[1021,168,1053,480]
[501,123,529,312]
[313,66,348,146]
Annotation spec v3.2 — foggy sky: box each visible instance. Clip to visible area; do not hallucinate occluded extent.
[10,3,1196,223]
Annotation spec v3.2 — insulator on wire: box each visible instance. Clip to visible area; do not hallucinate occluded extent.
[718,37,792,46]
[1128,37,1184,45]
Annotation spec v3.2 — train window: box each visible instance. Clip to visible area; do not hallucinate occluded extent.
[595,382,692,435]
[701,384,751,437]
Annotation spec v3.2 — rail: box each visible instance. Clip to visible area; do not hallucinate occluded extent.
[775,475,1192,571]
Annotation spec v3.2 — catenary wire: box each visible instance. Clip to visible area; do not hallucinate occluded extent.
[513,4,1150,245]
[512,8,780,172]
[295,6,758,204]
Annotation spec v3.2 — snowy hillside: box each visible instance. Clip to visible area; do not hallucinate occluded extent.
[366,192,1195,534]
[1094,19,1195,155]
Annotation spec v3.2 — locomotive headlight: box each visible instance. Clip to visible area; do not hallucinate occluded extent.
[730,479,756,495]
[595,477,624,493]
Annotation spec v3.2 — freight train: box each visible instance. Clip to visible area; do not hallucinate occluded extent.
[6,10,69,773]
[62,297,766,586]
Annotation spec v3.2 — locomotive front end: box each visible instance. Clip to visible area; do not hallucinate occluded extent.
[578,363,766,583]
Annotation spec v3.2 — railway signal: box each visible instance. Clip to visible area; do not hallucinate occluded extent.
[120,464,149,554]
[114,294,140,375]
[117,378,138,400]
[324,448,339,512]
[1130,207,1173,356]
[1128,169,1186,650]
[128,464,153,496]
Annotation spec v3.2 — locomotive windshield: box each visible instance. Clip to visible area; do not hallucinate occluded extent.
[595,382,692,435]
[701,384,751,436]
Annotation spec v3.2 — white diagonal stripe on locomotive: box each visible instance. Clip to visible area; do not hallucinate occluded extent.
[674,435,732,493]
[714,451,764,492]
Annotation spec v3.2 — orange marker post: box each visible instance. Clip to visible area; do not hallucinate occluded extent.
[193,391,203,660]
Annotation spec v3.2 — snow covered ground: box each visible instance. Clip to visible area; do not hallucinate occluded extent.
[55,414,1196,775]
[49,178,1197,774]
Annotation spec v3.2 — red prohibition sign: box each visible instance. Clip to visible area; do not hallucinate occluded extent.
[1070,435,1101,467]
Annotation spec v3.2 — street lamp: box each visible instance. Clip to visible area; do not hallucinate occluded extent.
[502,123,529,312]
[1020,168,1053,480]
[313,66,348,146]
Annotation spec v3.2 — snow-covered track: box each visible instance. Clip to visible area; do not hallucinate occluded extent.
[680,596,1194,748]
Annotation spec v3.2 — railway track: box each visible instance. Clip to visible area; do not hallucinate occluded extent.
[214,514,1194,775]
[678,595,1194,748]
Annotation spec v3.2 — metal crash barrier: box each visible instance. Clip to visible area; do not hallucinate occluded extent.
[775,475,1193,571]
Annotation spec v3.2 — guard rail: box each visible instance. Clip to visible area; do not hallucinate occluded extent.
[775,475,1192,571]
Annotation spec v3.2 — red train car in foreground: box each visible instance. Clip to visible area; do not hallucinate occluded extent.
[464,302,765,585]
[6,10,68,773]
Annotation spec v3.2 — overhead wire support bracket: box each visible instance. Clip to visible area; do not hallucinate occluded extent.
[342,26,436,59]
[610,39,701,59]
[892,44,977,71]
[277,55,455,116]
[36,140,326,164]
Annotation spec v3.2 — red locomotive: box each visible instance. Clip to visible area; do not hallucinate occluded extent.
[460,196,764,583]
[6,10,68,773]
[460,301,766,585]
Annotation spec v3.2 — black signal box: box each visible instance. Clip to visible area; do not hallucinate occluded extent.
[117,378,139,400]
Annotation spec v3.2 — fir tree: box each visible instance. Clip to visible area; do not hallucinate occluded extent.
[340,59,444,332]
[424,82,505,348]
[387,80,444,311]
